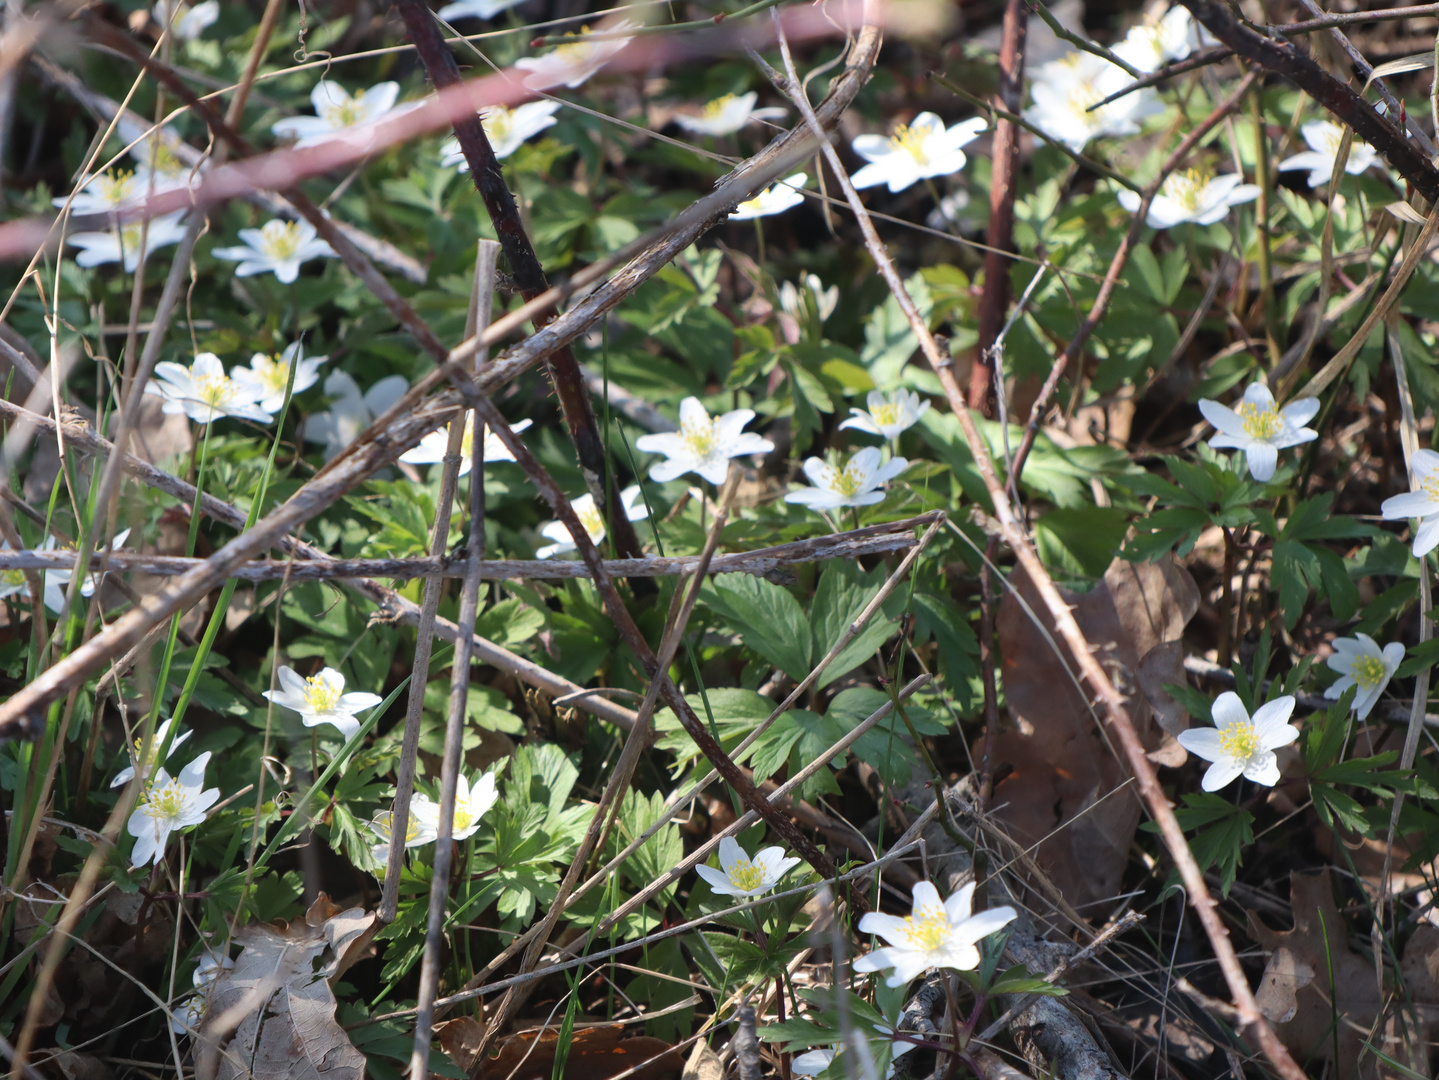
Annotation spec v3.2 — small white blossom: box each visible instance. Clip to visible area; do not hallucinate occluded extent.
[212,218,336,284]
[854,880,1017,987]
[792,1049,835,1078]
[441,101,561,166]
[66,212,189,271]
[271,81,403,148]
[514,21,637,90]
[399,415,533,475]
[1325,634,1404,720]
[146,353,274,425]
[230,341,326,415]
[1381,449,1439,556]
[695,836,800,898]
[368,795,440,867]
[778,274,838,335]
[1024,51,1162,153]
[536,486,648,558]
[1198,382,1318,482]
[1176,692,1298,792]
[112,718,192,789]
[786,447,907,511]
[39,528,133,615]
[729,173,807,220]
[412,771,499,841]
[127,751,221,868]
[1113,6,1214,72]
[170,950,234,1035]
[263,665,382,739]
[673,92,786,137]
[302,370,410,460]
[840,389,930,442]
[154,0,220,41]
[1278,120,1379,189]
[437,0,529,18]
[1118,168,1260,229]
[54,169,157,216]
[851,114,986,193]
[634,397,773,485]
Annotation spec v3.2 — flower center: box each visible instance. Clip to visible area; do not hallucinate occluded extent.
[302,674,342,713]
[900,903,951,951]
[318,91,365,129]
[1162,167,1213,214]
[681,414,719,459]
[577,502,607,541]
[482,106,513,142]
[1424,474,1439,502]
[258,221,303,260]
[832,461,865,497]
[704,94,736,120]
[726,858,765,892]
[1315,124,1342,156]
[1218,720,1259,761]
[454,804,475,832]
[1352,654,1387,690]
[143,776,186,818]
[889,122,929,165]
[97,170,137,206]
[195,372,236,409]
[1238,401,1282,440]
[0,568,24,588]
[117,221,151,253]
[552,27,595,63]
[146,141,184,177]
[870,402,900,427]
[253,354,289,395]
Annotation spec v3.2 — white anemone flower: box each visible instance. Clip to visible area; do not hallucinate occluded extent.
[792,1049,835,1078]
[840,389,930,441]
[536,486,648,558]
[271,81,403,148]
[441,101,561,166]
[263,665,383,739]
[854,880,1018,987]
[1176,692,1299,791]
[67,212,189,271]
[367,795,440,867]
[32,529,132,614]
[170,950,234,1035]
[851,114,987,193]
[146,352,274,425]
[127,751,221,868]
[1118,168,1261,229]
[695,837,800,898]
[1325,634,1404,720]
[399,415,533,475]
[302,370,410,460]
[412,772,499,842]
[0,545,26,603]
[786,448,908,511]
[1198,382,1318,482]
[514,21,637,90]
[779,274,838,329]
[112,718,192,789]
[634,397,773,485]
[438,0,529,18]
[673,92,787,137]
[212,218,336,284]
[1023,51,1162,153]
[54,169,156,216]
[730,173,807,220]
[1278,120,1379,189]
[1382,449,1439,556]
[1113,6,1213,72]
[154,0,220,41]
[230,341,326,415]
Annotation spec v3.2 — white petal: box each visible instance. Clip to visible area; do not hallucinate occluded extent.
[1176,726,1225,763]
[1201,759,1245,791]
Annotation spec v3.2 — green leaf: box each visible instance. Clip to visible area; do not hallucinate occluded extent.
[809,561,896,686]
[701,577,812,682]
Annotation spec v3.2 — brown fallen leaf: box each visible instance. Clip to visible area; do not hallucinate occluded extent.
[437,1016,486,1076]
[479,1025,684,1080]
[680,1039,724,1080]
[983,556,1197,911]
[1255,946,1315,1024]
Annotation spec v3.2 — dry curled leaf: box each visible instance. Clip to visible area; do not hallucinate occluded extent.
[437,1016,486,1075]
[1255,946,1315,1024]
[680,1039,724,1080]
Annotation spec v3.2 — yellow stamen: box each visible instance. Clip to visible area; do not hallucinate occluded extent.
[703,94,737,120]
[142,775,186,818]
[252,354,290,396]
[900,902,951,951]
[577,501,607,542]
[869,402,900,427]
[258,220,303,260]
[96,170,137,206]
[681,414,718,459]
[726,858,765,892]
[481,105,514,142]
[302,674,342,713]
[318,90,365,129]
[1238,400,1282,440]
[1218,721,1259,761]
[889,122,930,165]
[1352,654,1387,690]
[0,568,24,588]
[1160,167,1214,214]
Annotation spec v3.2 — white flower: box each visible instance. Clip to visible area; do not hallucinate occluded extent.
[1023,51,1162,153]
[146,352,274,425]
[271,81,403,148]
[66,212,189,272]
[851,114,987,193]
[53,169,156,216]
[1325,634,1404,720]
[411,772,499,841]
[1278,120,1379,189]
[170,950,234,1035]
[1113,6,1213,72]
[729,173,807,220]
[112,718,192,789]
[399,415,533,475]
[854,880,1017,987]
[229,341,326,415]
[441,101,560,166]
[1382,449,1439,556]
[263,665,382,739]
[0,545,26,603]
[127,750,221,868]
[367,795,440,866]
[1176,692,1299,791]
[673,92,786,137]
[212,218,336,284]
[785,448,907,511]
[792,1049,835,1077]
[840,389,930,441]
[1198,382,1318,482]
[437,0,529,18]
[130,132,196,186]
[536,485,648,558]
[154,0,220,41]
[695,836,800,898]
[302,370,410,460]
[37,529,132,615]
[514,21,637,90]
[1117,168,1260,229]
[779,273,838,331]
[634,397,773,485]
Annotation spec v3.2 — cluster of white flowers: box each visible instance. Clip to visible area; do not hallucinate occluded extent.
[366,772,500,866]
[145,343,324,425]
